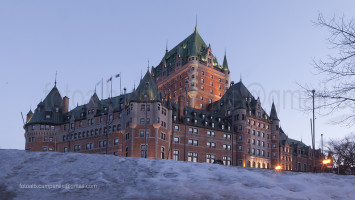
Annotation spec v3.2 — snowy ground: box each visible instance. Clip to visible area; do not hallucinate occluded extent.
[0,150,354,200]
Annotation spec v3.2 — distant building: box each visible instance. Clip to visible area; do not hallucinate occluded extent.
[24,26,323,171]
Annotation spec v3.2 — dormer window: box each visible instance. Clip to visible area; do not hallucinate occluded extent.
[202,114,205,119]
[211,123,215,128]
[205,121,208,126]
[222,125,225,129]
[187,118,190,122]
[104,107,108,112]
[194,119,197,124]
[46,115,51,119]
[55,108,59,113]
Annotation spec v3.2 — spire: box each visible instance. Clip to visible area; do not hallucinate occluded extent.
[54,71,57,87]
[270,101,279,120]
[166,40,168,53]
[195,15,198,32]
[240,74,242,82]
[222,49,229,71]
[147,59,150,72]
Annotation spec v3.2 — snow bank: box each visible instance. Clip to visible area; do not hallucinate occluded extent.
[0,150,354,200]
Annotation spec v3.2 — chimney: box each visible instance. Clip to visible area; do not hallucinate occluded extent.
[178,95,184,121]
[62,96,69,113]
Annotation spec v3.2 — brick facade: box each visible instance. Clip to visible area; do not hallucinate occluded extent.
[24,28,323,172]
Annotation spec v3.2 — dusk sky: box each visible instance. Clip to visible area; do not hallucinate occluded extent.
[0,0,354,149]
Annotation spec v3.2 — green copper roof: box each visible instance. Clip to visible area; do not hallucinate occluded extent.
[222,52,229,71]
[152,28,224,78]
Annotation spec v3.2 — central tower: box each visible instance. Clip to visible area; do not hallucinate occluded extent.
[151,26,230,110]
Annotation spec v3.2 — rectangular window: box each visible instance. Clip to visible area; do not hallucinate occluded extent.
[188,152,198,162]
[114,138,119,145]
[160,132,166,140]
[188,139,193,145]
[193,140,199,146]
[193,128,198,134]
[223,144,231,150]
[174,125,180,131]
[140,118,145,124]
[174,137,179,143]
[206,154,216,163]
[223,156,231,166]
[173,150,179,161]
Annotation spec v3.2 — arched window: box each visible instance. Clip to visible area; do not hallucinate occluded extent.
[257,162,261,168]
[262,163,266,169]
[267,163,270,169]
[253,162,256,168]
[247,161,251,167]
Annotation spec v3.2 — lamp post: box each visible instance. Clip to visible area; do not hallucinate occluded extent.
[312,89,315,172]
[183,79,189,161]
[144,82,149,158]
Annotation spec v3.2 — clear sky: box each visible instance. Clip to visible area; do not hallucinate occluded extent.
[0,0,354,149]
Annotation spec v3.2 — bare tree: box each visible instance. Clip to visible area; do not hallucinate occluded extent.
[327,134,355,174]
[304,14,355,126]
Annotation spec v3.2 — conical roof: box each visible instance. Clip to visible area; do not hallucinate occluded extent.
[132,71,162,102]
[222,51,229,71]
[27,109,33,116]
[270,102,279,120]
[27,86,63,125]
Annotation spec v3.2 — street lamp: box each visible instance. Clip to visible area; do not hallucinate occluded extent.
[275,165,282,170]
[322,159,331,164]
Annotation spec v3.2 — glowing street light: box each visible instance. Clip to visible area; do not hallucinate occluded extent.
[322,159,331,164]
[275,165,281,170]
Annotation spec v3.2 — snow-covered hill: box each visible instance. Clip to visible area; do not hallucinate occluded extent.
[0,150,354,200]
